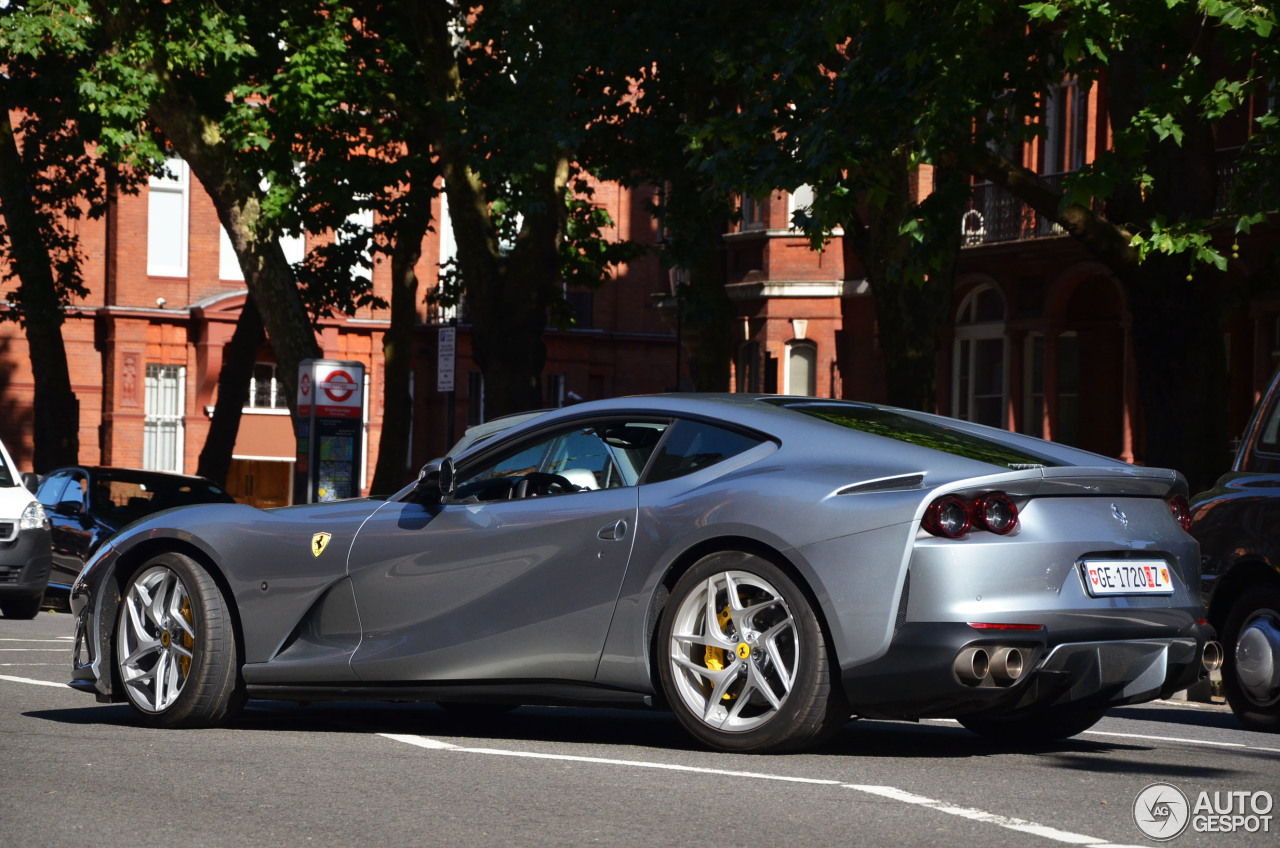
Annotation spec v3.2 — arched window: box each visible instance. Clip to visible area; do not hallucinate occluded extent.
[953,285,1007,427]
[786,340,817,397]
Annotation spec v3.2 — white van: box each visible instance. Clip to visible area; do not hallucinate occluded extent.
[0,438,52,619]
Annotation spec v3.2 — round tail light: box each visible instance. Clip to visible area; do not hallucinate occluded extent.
[923,495,972,538]
[974,492,1019,535]
[1167,495,1191,532]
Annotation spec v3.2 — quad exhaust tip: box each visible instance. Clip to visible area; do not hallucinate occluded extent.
[954,647,990,685]
[1202,640,1223,673]
[954,646,1026,687]
[989,647,1024,684]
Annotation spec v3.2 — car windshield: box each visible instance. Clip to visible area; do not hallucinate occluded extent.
[768,400,1059,470]
[93,471,233,527]
[0,446,14,488]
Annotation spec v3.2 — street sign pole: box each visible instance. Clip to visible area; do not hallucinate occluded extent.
[438,325,457,448]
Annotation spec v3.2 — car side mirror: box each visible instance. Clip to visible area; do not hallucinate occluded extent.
[438,458,456,498]
[20,472,39,492]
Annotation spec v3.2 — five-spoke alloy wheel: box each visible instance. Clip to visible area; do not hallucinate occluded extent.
[115,552,242,727]
[657,551,845,752]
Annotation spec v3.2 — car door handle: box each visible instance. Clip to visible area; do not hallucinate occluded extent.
[598,519,628,541]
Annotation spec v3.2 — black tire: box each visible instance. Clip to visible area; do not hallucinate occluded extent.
[0,592,43,620]
[1220,585,1280,732]
[114,552,243,728]
[958,705,1108,744]
[656,551,846,753]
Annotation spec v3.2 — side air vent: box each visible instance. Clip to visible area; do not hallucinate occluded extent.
[894,571,911,634]
[837,474,925,496]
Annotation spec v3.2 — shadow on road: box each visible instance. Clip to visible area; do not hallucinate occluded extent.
[27,698,1235,772]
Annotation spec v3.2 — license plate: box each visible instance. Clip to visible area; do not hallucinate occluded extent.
[1082,559,1175,596]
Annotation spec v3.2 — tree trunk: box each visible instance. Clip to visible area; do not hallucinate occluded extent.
[370,193,432,494]
[149,85,321,410]
[851,159,963,412]
[0,94,79,471]
[195,297,265,486]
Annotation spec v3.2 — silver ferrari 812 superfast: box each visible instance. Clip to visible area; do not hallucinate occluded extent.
[70,395,1219,752]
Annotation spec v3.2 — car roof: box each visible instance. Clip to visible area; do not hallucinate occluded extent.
[457,394,1116,471]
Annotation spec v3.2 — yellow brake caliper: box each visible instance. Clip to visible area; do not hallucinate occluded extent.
[179,595,194,677]
[703,605,737,700]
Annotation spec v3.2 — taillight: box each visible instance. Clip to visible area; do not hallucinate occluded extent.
[1167,495,1191,532]
[973,492,1019,535]
[922,495,972,538]
[922,491,1020,538]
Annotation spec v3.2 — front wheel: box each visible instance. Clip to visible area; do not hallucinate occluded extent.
[1221,586,1280,732]
[115,553,243,727]
[0,592,43,620]
[657,551,846,753]
[959,705,1107,744]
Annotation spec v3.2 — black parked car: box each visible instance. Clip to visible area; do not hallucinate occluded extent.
[36,467,235,600]
[1190,373,1280,732]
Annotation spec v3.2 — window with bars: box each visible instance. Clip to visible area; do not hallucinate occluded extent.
[144,364,185,473]
[247,362,287,410]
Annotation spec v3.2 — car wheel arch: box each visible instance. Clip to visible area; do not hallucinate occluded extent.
[103,539,246,696]
[643,535,840,695]
[1207,559,1280,631]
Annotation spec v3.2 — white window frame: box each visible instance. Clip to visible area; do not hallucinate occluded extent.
[246,362,289,411]
[147,157,190,277]
[952,285,1009,428]
[787,185,815,231]
[784,339,818,396]
[144,364,186,473]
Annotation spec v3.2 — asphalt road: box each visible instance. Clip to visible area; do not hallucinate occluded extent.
[3,610,1278,848]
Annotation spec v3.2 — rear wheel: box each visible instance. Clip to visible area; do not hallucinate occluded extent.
[115,553,243,727]
[959,705,1107,744]
[0,592,43,620]
[657,551,846,753]
[1221,586,1280,732]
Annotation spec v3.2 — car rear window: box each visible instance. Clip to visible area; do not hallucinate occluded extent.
[767,400,1059,470]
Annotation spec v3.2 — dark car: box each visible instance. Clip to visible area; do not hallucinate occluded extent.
[36,467,235,600]
[1190,371,1280,732]
[71,395,1216,752]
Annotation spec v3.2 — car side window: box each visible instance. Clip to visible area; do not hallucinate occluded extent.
[453,419,669,502]
[1258,395,1280,453]
[643,419,764,484]
[36,471,71,508]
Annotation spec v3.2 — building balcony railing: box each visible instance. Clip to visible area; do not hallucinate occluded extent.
[960,150,1241,249]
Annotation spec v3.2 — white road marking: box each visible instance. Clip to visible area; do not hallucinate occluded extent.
[0,638,72,643]
[0,674,71,688]
[381,734,1140,845]
[846,784,1142,847]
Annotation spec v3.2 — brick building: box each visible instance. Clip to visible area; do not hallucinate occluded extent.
[0,160,677,506]
[719,78,1278,472]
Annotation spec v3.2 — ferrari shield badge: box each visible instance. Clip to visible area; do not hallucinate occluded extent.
[311,532,332,558]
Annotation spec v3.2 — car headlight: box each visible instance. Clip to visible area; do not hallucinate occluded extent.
[19,501,50,531]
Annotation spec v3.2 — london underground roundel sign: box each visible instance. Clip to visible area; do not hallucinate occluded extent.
[321,369,357,404]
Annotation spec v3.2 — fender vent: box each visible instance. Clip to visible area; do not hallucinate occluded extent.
[894,571,911,633]
[837,474,925,496]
